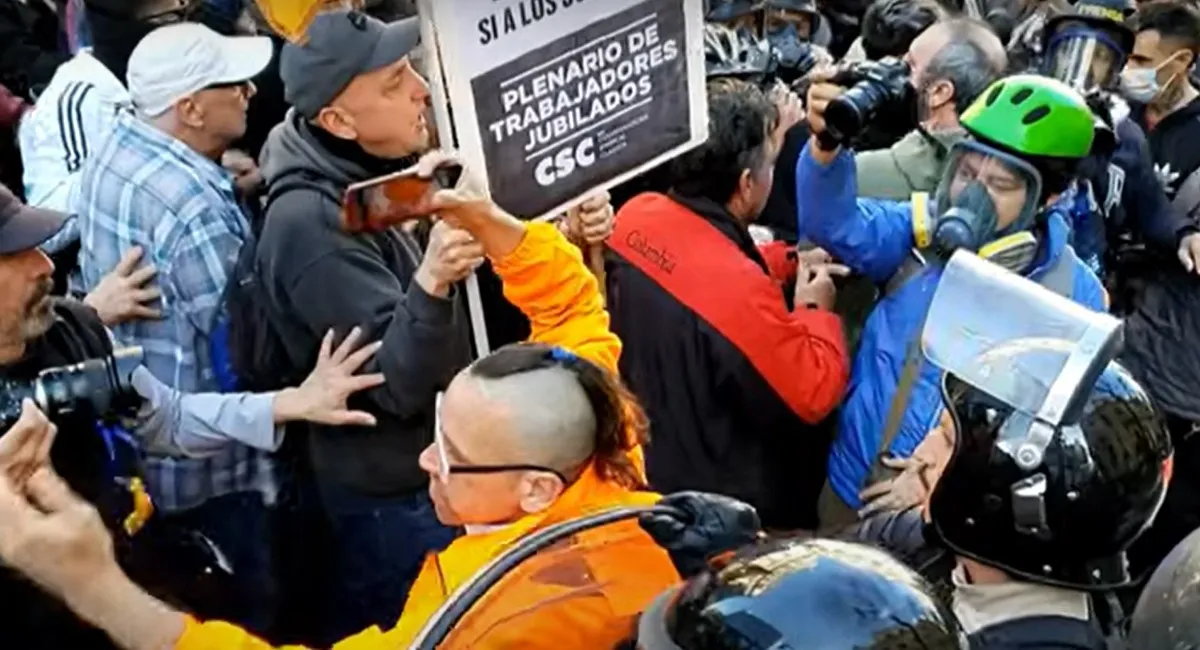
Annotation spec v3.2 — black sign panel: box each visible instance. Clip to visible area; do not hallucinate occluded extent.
[469,0,691,218]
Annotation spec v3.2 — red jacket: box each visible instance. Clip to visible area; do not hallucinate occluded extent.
[607,192,849,529]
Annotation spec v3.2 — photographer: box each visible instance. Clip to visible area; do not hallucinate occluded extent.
[798,74,1107,530]
[0,185,385,647]
[853,18,1008,200]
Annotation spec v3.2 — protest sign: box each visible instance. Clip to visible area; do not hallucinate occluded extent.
[418,0,708,220]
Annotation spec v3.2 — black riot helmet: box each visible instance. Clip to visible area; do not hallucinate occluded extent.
[1041,0,1136,92]
[635,537,968,649]
[1128,526,1200,649]
[923,251,1173,591]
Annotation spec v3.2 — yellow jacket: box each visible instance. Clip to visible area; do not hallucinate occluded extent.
[173,223,663,649]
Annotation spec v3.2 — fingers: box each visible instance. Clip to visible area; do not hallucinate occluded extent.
[858,496,892,519]
[125,262,158,287]
[25,467,80,515]
[879,455,915,470]
[1179,245,1196,273]
[318,329,334,363]
[328,410,379,427]
[0,475,40,547]
[342,341,384,373]
[332,327,365,363]
[417,149,460,178]
[114,246,145,275]
[821,263,852,277]
[858,479,893,502]
[130,305,163,320]
[347,373,387,395]
[579,190,611,212]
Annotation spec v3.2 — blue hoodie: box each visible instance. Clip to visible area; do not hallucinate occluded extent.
[795,144,1107,509]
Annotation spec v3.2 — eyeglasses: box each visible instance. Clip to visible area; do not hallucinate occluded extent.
[433,392,569,484]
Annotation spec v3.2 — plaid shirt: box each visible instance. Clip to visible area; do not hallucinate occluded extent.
[73,111,276,513]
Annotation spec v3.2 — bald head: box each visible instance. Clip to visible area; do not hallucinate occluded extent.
[909,18,1008,119]
[468,366,597,474]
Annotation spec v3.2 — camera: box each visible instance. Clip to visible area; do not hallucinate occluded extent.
[0,347,144,431]
[823,56,914,145]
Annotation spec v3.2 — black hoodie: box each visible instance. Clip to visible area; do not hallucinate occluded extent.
[256,110,472,495]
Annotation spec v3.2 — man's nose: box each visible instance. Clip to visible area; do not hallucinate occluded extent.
[28,248,54,277]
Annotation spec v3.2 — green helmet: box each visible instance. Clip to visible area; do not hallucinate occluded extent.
[960,75,1095,160]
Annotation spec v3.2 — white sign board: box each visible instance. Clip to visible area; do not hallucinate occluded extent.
[418,0,708,220]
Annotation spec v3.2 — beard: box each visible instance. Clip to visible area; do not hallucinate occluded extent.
[20,278,54,341]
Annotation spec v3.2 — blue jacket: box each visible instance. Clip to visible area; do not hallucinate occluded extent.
[795,144,1108,509]
[1064,116,1183,275]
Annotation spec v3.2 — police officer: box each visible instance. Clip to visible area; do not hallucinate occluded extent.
[634,536,968,649]
[862,251,1172,649]
[1039,0,1199,278]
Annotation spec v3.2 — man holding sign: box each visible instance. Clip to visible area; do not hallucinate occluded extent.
[255,10,474,642]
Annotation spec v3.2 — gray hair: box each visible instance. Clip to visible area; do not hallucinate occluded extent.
[924,18,1008,114]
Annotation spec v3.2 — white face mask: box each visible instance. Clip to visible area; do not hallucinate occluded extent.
[1120,50,1189,104]
[1119,66,1160,103]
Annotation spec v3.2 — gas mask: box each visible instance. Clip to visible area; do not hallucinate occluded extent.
[916,141,1044,273]
[767,22,807,69]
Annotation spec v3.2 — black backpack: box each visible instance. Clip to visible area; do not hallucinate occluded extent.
[225,180,339,392]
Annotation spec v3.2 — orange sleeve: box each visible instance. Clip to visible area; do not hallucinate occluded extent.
[492,222,620,373]
[174,616,392,650]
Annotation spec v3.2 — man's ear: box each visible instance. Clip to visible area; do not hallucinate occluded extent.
[929,79,956,111]
[175,97,204,129]
[730,168,754,210]
[518,474,564,515]
[316,105,357,141]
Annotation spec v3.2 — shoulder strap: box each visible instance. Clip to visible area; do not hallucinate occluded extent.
[873,321,927,484]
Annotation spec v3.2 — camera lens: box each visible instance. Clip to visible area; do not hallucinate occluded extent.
[822,57,911,145]
[825,86,880,143]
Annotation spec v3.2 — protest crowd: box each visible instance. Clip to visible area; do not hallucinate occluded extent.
[1,0,1200,647]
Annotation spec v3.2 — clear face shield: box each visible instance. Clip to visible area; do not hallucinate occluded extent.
[922,251,1124,471]
[1045,25,1126,93]
[925,141,1044,271]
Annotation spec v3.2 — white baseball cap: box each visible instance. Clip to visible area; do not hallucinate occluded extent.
[127,22,273,117]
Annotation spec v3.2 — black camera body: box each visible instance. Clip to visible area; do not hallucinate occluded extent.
[0,347,143,431]
[823,56,914,146]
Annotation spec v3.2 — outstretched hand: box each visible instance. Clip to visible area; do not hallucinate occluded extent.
[276,327,386,426]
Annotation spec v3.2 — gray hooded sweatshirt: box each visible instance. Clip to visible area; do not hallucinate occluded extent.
[256,110,471,495]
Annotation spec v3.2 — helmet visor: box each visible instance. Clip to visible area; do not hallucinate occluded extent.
[933,140,1043,238]
[923,250,1124,425]
[1045,26,1126,92]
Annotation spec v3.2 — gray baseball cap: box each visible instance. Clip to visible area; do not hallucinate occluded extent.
[281,9,421,118]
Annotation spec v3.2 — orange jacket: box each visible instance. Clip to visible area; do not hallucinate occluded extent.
[173,222,665,649]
